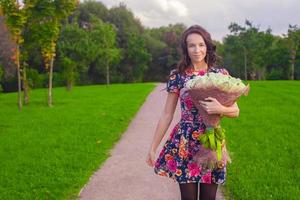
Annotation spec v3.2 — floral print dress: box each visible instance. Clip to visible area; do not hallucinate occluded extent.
[154,66,230,184]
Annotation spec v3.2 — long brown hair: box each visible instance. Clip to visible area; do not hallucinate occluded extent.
[176,25,218,74]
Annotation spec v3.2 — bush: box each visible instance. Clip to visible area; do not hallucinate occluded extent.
[0,64,3,92]
[267,68,284,80]
[26,68,47,88]
[52,72,65,87]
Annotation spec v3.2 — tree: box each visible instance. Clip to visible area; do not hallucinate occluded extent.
[95,25,120,85]
[87,22,120,84]
[26,0,78,106]
[143,30,167,81]
[126,33,151,82]
[143,23,185,81]
[265,36,290,79]
[0,0,28,110]
[57,21,120,88]
[287,25,300,80]
[225,20,274,80]
[107,3,145,82]
[57,23,89,90]
[72,0,108,27]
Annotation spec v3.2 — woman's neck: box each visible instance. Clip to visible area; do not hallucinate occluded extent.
[192,62,208,71]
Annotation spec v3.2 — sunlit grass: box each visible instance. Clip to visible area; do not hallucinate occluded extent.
[222,81,300,200]
[0,83,156,199]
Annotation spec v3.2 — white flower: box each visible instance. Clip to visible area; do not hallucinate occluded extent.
[186,72,247,94]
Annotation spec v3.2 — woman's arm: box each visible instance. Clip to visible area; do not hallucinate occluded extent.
[149,92,178,152]
[199,97,239,118]
[220,102,239,118]
[146,92,178,167]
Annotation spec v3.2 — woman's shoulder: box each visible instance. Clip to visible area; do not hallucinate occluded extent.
[168,68,182,80]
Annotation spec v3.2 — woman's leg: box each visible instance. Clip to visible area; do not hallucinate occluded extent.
[199,183,218,200]
[179,182,198,200]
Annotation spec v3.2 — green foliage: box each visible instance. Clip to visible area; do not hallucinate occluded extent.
[60,56,78,86]
[26,67,47,88]
[286,25,300,79]
[26,0,78,69]
[57,21,120,84]
[73,0,108,24]
[143,23,186,81]
[88,22,120,83]
[2,1,300,92]
[57,23,89,85]
[126,33,151,82]
[52,71,65,87]
[265,36,290,79]
[0,63,3,92]
[107,3,143,47]
[0,63,3,78]
[223,20,281,80]
[0,0,27,43]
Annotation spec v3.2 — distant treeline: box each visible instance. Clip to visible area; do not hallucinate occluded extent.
[0,0,299,93]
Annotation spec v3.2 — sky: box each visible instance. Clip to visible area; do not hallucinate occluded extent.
[96,0,300,42]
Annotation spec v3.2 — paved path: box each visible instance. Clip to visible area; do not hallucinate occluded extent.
[78,83,225,200]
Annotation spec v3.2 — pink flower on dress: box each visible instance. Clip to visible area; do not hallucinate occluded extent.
[188,162,201,177]
[201,172,212,184]
[185,97,194,110]
[198,70,206,76]
[166,160,177,172]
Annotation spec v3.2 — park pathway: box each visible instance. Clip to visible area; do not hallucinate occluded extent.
[78,83,226,200]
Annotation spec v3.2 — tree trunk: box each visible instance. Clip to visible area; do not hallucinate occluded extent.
[290,49,296,80]
[16,44,22,111]
[243,47,247,81]
[23,64,29,104]
[250,71,256,80]
[106,62,110,85]
[67,80,72,91]
[48,57,54,107]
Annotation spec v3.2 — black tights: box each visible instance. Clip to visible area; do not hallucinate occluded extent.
[179,182,218,200]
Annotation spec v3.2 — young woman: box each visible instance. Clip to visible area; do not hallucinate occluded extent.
[145,25,239,200]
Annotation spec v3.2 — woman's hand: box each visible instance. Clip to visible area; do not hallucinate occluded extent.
[199,97,224,115]
[146,150,156,167]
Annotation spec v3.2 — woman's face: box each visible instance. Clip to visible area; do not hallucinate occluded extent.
[186,33,207,65]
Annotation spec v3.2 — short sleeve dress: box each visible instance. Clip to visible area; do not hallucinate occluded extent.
[154,66,231,184]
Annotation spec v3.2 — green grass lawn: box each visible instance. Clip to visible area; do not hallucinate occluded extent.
[0,83,156,200]
[1,81,299,200]
[222,81,300,200]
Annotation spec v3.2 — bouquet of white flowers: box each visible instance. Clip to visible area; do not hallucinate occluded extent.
[186,72,249,127]
[185,72,250,168]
